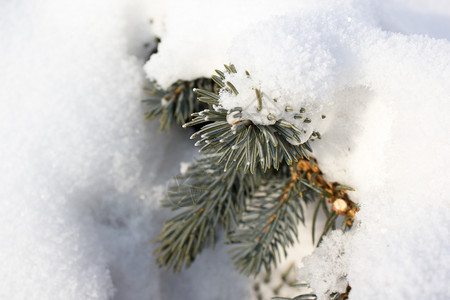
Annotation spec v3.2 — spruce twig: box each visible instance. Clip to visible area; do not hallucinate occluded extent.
[185,64,313,173]
[153,154,264,272]
[152,63,357,280]
[142,78,217,131]
[186,108,311,173]
[228,160,328,276]
[294,159,358,246]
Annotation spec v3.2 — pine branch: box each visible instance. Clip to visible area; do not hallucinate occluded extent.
[151,63,358,279]
[296,159,358,245]
[187,109,312,173]
[153,157,356,275]
[142,78,217,131]
[228,162,318,276]
[184,65,314,173]
[153,154,265,273]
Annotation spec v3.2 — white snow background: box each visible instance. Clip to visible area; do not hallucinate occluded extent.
[1,0,449,299]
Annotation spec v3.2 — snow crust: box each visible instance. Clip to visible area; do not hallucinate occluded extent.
[297,231,352,298]
[143,0,306,88]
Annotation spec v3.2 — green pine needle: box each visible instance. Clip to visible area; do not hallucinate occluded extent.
[152,63,357,280]
[228,164,318,277]
[153,154,265,273]
[184,65,313,172]
[142,78,218,131]
[186,107,312,172]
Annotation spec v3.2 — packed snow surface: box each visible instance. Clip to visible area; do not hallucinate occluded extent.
[1,0,449,299]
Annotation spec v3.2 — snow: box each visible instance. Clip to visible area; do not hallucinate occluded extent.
[1,0,450,299]
[0,1,162,298]
[340,31,450,298]
[219,69,321,144]
[295,2,450,299]
[297,231,352,298]
[216,6,369,144]
[143,0,305,88]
